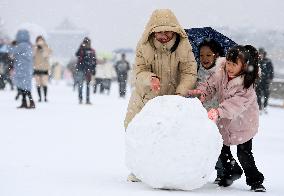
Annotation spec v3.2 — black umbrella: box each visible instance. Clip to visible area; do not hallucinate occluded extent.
[185,27,237,65]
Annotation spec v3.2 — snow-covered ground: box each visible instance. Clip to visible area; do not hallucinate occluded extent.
[0,81,283,196]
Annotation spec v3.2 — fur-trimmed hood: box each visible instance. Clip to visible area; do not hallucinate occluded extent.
[136,9,194,64]
[214,57,245,88]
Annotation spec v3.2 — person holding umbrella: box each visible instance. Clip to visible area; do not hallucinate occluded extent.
[185,27,240,184]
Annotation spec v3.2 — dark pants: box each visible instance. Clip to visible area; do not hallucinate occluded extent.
[18,88,33,101]
[103,79,111,95]
[78,72,91,102]
[256,81,270,110]
[0,76,5,89]
[103,79,111,90]
[73,72,80,91]
[217,139,264,186]
[118,81,127,97]
[94,78,104,94]
[117,73,127,97]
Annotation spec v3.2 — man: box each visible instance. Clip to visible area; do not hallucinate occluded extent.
[124,9,197,182]
[114,53,130,97]
[75,37,96,104]
[256,48,274,113]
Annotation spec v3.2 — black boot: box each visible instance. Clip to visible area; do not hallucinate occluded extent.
[17,98,28,109]
[214,157,224,184]
[251,184,266,192]
[214,175,222,184]
[37,86,42,102]
[43,86,48,102]
[28,100,36,109]
[218,159,243,187]
[26,91,36,109]
[218,145,243,187]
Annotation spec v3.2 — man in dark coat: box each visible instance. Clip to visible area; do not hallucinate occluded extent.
[114,53,130,98]
[256,48,274,112]
[75,37,96,104]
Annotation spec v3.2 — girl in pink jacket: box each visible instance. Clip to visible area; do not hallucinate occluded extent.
[189,45,265,192]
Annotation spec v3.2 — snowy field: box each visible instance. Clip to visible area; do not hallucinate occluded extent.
[0,81,283,196]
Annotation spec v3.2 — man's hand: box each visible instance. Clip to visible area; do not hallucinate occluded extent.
[150,76,160,93]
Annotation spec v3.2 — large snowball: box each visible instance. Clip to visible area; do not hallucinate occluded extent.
[125,95,222,190]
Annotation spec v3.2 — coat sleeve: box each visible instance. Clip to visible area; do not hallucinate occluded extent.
[196,60,226,101]
[217,89,254,120]
[134,45,157,96]
[75,48,81,57]
[8,45,18,56]
[91,50,97,72]
[196,72,218,102]
[175,45,197,96]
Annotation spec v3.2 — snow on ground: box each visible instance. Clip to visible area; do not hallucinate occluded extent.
[0,81,283,196]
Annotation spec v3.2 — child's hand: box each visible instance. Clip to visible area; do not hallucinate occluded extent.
[188,89,205,102]
[207,108,219,123]
[150,76,160,93]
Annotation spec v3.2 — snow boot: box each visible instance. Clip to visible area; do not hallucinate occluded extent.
[127,173,141,182]
[17,99,28,109]
[43,86,48,102]
[28,100,36,109]
[37,86,42,102]
[214,158,224,184]
[218,159,243,187]
[250,184,266,192]
[213,176,222,184]
[218,171,243,187]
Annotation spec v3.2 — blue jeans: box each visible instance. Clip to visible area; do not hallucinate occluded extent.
[77,71,91,102]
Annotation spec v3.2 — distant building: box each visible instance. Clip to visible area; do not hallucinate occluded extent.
[48,19,88,65]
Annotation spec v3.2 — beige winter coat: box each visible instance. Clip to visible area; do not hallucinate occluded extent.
[124,9,197,129]
[34,43,51,71]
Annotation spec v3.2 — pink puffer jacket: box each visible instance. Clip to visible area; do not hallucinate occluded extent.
[197,58,259,145]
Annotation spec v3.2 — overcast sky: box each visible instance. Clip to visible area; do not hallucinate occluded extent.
[1,0,284,51]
